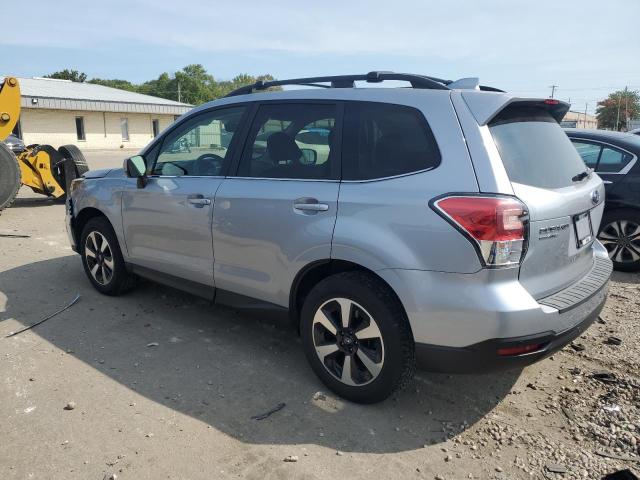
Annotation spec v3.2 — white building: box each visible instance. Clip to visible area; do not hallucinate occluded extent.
[8,77,192,150]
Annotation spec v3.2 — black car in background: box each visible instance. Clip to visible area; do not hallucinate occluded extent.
[2,133,26,154]
[565,129,640,271]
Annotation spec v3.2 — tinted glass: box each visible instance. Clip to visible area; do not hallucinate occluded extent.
[571,140,601,168]
[154,107,245,176]
[238,103,338,180]
[342,102,440,180]
[489,107,587,189]
[598,146,633,173]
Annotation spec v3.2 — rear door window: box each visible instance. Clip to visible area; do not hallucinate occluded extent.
[571,140,601,169]
[489,106,587,189]
[237,103,339,180]
[597,146,634,173]
[342,102,440,180]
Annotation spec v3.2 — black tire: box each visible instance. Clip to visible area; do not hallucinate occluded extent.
[0,143,21,211]
[598,208,640,272]
[300,271,415,404]
[80,217,137,295]
[58,145,89,176]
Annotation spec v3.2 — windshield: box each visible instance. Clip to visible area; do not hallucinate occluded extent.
[489,106,587,189]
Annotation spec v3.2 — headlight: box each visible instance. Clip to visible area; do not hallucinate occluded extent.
[69,178,84,194]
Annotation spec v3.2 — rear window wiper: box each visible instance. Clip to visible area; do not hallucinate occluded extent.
[572,168,593,182]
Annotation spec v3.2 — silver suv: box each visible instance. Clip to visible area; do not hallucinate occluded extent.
[66,72,612,403]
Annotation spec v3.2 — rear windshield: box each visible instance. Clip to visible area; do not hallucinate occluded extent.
[489,106,587,189]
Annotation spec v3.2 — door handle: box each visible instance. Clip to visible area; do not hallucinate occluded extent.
[187,194,211,207]
[293,198,329,212]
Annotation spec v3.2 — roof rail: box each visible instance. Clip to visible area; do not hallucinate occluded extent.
[224,71,453,97]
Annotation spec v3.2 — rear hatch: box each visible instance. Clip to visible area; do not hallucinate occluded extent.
[488,103,605,299]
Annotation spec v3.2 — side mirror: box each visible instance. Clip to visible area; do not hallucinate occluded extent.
[300,148,317,165]
[124,155,147,188]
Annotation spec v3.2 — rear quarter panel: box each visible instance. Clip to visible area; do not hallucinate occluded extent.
[332,92,482,273]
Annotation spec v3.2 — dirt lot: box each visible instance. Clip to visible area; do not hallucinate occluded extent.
[0,150,638,480]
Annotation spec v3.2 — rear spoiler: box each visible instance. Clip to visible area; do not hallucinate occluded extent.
[460,91,570,126]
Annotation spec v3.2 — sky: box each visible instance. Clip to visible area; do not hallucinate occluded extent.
[2,0,639,114]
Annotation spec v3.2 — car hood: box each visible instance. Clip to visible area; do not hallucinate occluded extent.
[83,168,113,179]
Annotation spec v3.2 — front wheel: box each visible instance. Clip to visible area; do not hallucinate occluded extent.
[300,271,415,404]
[598,209,640,272]
[80,217,136,295]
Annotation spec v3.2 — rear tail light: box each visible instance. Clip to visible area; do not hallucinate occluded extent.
[432,195,528,267]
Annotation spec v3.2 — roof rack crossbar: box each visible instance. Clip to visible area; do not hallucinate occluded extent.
[224,71,452,97]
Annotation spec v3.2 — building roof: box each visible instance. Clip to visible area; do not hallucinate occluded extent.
[2,76,192,115]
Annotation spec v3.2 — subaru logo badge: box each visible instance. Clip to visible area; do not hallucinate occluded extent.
[591,190,600,205]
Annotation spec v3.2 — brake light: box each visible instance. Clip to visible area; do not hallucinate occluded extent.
[433,195,528,267]
[544,99,560,105]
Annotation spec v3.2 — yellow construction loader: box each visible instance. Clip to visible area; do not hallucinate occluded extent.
[0,76,88,211]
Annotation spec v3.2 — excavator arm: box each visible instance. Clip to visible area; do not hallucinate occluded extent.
[0,76,88,211]
[0,76,21,141]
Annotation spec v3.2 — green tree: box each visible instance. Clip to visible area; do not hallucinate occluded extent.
[138,72,174,99]
[173,64,217,104]
[596,88,640,131]
[44,66,279,105]
[44,69,87,82]
[88,78,138,92]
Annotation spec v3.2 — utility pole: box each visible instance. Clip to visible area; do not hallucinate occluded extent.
[549,85,558,98]
[615,91,622,131]
[177,81,181,103]
[624,86,629,131]
[583,103,588,129]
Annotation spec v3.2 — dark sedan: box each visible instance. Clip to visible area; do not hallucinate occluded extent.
[2,133,25,154]
[566,129,640,271]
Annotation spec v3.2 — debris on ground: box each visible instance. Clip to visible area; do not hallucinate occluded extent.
[283,455,298,462]
[4,294,81,338]
[0,231,30,238]
[146,342,159,347]
[63,402,76,411]
[251,402,286,420]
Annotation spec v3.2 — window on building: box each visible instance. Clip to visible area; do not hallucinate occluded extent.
[75,117,86,141]
[152,119,160,137]
[121,118,129,141]
[342,102,441,180]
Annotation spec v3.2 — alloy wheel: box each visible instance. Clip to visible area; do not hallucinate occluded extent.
[85,231,114,285]
[312,298,385,386]
[598,220,640,264]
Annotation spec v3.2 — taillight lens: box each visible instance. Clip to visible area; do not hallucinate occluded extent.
[433,195,528,267]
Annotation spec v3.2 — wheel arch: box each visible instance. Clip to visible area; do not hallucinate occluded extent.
[73,207,111,247]
[289,259,413,339]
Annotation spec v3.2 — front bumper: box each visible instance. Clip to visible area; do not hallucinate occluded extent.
[65,197,77,252]
[377,241,612,373]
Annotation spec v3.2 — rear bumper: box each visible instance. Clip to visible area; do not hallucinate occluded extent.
[376,241,612,373]
[414,286,606,373]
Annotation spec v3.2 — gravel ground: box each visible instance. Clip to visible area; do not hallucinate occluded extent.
[0,151,638,479]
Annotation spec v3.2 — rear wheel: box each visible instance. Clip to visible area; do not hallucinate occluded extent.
[0,143,21,212]
[598,208,640,272]
[300,271,415,404]
[80,217,136,295]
